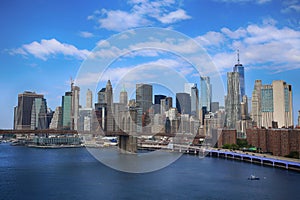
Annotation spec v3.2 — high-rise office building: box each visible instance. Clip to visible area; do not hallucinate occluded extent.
[71,83,80,130]
[49,106,63,130]
[136,84,152,133]
[225,72,241,129]
[191,84,199,118]
[136,84,153,113]
[78,108,93,132]
[251,80,293,128]
[154,95,166,114]
[154,95,166,105]
[241,95,249,120]
[31,97,48,130]
[165,97,172,109]
[251,80,262,127]
[15,91,44,130]
[97,88,106,104]
[160,97,172,115]
[105,80,114,132]
[120,87,128,105]
[62,92,72,129]
[176,93,191,115]
[200,76,212,112]
[86,89,93,109]
[13,106,18,130]
[95,80,114,132]
[233,50,245,100]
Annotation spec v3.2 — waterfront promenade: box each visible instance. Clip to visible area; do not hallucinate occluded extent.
[138,143,300,171]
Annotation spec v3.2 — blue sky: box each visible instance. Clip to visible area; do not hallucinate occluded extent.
[1,0,300,128]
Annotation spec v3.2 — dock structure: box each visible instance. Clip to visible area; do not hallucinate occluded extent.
[138,143,300,172]
[207,149,300,171]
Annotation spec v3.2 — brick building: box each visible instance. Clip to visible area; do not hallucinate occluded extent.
[246,128,300,156]
[217,129,237,148]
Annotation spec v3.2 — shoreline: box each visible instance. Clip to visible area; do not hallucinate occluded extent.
[138,144,300,172]
[2,142,300,172]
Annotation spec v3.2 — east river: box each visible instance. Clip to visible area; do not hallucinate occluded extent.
[0,143,299,200]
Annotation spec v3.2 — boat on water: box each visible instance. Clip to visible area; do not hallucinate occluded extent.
[248,175,260,180]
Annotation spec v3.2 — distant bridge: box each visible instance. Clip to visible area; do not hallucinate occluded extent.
[0,129,204,153]
[0,129,203,138]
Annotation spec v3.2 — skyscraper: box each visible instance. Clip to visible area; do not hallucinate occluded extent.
[49,106,63,130]
[263,81,293,128]
[120,87,128,105]
[31,97,48,130]
[105,80,114,132]
[233,50,245,101]
[251,80,293,128]
[98,88,106,104]
[225,72,241,129]
[136,84,153,113]
[160,97,172,114]
[184,83,194,95]
[62,92,72,129]
[176,93,191,115]
[191,84,199,118]
[251,80,262,127]
[154,95,166,113]
[71,83,80,130]
[15,91,44,130]
[200,76,212,112]
[86,89,93,109]
[95,81,114,132]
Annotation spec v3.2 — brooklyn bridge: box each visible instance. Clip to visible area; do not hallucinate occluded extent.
[0,129,203,153]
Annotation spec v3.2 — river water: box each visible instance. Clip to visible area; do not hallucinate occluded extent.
[0,143,299,200]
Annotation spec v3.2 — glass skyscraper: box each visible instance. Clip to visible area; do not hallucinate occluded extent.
[176,93,191,115]
[136,84,153,113]
[15,91,44,130]
[191,84,199,118]
[200,76,211,112]
[225,72,241,129]
[233,51,245,100]
[31,97,48,130]
[252,80,293,128]
[62,92,72,129]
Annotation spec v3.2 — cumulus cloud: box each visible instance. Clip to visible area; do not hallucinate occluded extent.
[197,19,300,73]
[10,38,90,60]
[88,0,191,31]
[157,9,191,24]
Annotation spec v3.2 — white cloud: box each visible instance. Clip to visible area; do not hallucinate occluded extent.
[198,20,300,73]
[10,38,90,60]
[195,31,226,47]
[97,9,149,32]
[156,9,191,24]
[88,0,191,31]
[79,31,94,38]
[221,27,247,39]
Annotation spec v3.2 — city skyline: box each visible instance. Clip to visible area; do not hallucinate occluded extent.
[1,0,300,128]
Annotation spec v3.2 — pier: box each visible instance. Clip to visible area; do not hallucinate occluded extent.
[138,143,300,172]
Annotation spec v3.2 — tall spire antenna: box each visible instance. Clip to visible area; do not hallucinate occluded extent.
[70,76,74,90]
[237,49,240,64]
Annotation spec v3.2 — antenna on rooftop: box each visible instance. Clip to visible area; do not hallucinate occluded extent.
[237,49,240,65]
